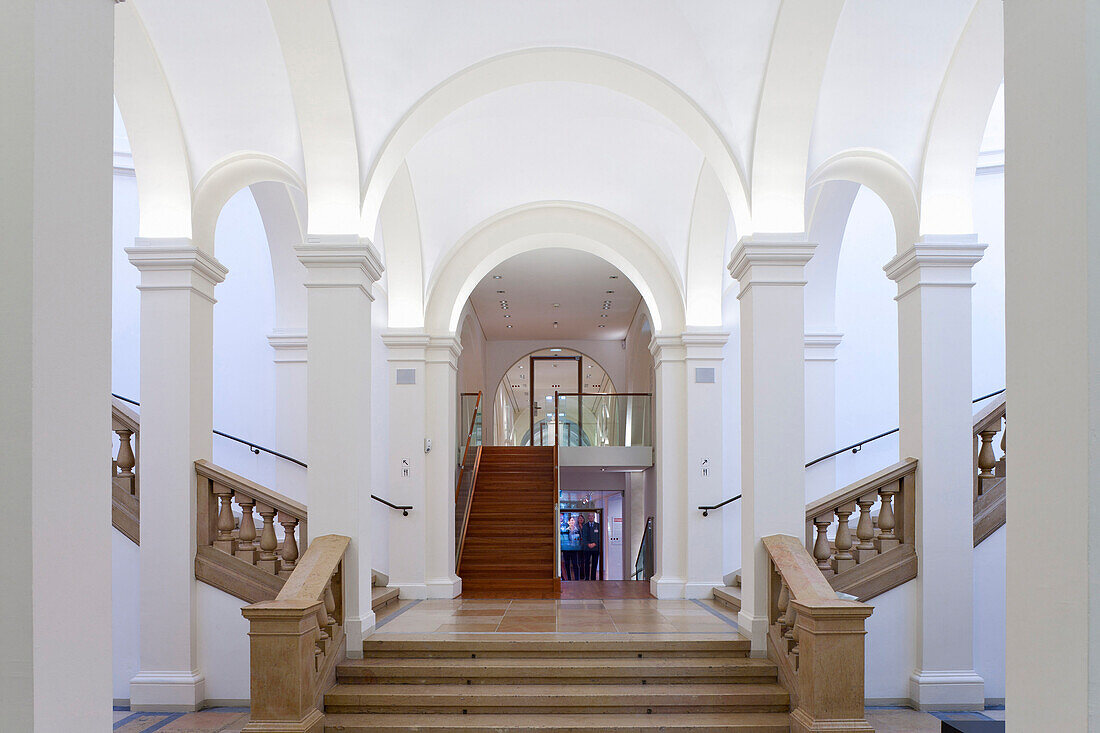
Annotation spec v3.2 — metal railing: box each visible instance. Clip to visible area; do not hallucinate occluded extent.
[699,494,741,517]
[632,517,654,580]
[804,388,1006,468]
[112,393,410,514]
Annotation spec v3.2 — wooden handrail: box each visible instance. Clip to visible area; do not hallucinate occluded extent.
[242,534,349,733]
[762,534,873,732]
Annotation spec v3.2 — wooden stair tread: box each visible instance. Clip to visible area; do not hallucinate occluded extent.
[324,712,790,731]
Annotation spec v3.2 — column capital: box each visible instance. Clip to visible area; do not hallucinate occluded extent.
[267,330,308,364]
[804,332,844,362]
[649,335,686,364]
[295,236,383,298]
[728,235,816,296]
[883,235,987,298]
[125,239,228,303]
[681,329,729,361]
[382,329,432,361]
[425,334,462,367]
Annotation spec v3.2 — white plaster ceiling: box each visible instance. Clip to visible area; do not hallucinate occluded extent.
[406,82,702,282]
[809,0,974,178]
[469,249,642,342]
[134,0,303,181]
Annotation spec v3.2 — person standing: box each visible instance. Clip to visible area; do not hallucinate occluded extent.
[581,513,600,581]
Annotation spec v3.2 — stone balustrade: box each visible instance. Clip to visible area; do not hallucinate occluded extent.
[973,392,1006,498]
[111,399,141,544]
[242,534,349,733]
[763,534,873,733]
[803,458,917,599]
[195,459,308,594]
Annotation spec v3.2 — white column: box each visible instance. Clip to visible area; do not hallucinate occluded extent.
[424,335,462,598]
[1004,5,1099,729]
[1,1,113,727]
[297,237,382,652]
[729,236,815,651]
[682,331,729,598]
[381,331,431,598]
[649,336,688,599]
[885,236,986,710]
[267,330,308,500]
[804,332,842,501]
[127,243,227,710]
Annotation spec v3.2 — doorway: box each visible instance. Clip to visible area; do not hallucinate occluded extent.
[559,507,603,581]
[529,355,580,446]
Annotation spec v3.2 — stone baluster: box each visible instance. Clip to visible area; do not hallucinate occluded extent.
[854,493,878,563]
[976,428,999,494]
[776,577,790,634]
[812,514,834,573]
[256,503,279,575]
[1000,419,1006,459]
[114,428,136,495]
[213,484,237,555]
[235,495,258,564]
[278,513,300,576]
[831,503,856,573]
[874,483,900,552]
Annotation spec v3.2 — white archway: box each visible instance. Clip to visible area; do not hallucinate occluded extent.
[359,48,751,240]
[423,202,687,336]
[808,148,920,252]
[919,0,1004,235]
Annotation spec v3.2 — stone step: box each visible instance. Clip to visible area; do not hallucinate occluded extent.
[371,585,399,612]
[713,585,742,614]
[323,682,790,714]
[361,634,751,659]
[324,712,790,731]
[335,656,778,685]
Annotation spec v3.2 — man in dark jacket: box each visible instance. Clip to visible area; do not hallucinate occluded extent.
[581,513,601,581]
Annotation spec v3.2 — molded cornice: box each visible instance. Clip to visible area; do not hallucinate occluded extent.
[728,235,817,288]
[126,239,228,303]
[884,236,986,298]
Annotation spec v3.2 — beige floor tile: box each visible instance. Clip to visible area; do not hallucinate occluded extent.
[864,709,942,732]
[157,711,250,732]
[613,621,680,632]
[434,621,501,632]
[114,713,179,732]
[497,621,557,632]
[453,608,509,616]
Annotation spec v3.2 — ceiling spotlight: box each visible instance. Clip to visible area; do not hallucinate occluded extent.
[503,315,510,318]
[601,314,608,318]
[493,275,502,279]
[606,290,615,294]
[598,325,606,328]
[609,275,618,279]
[507,324,513,328]
[496,290,506,294]
[553,303,560,308]
[553,322,559,328]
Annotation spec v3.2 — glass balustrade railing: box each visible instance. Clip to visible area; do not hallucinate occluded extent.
[457,392,483,462]
[553,393,652,447]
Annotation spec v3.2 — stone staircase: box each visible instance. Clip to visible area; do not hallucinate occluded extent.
[323,634,790,731]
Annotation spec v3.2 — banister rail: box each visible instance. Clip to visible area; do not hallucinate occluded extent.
[371,494,411,516]
[241,534,349,733]
[762,534,873,733]
[805,388,1006,468]
[699,494,740,517]
[112,393,307,467]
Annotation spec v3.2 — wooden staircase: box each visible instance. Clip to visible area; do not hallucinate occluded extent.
[457,447,560,597]
[323,634,790,731]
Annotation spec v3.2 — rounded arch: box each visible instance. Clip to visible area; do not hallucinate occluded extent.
[191,152,305,254]
[808,149,920,252]
[424,202,687,336]
[919,0,1003,235]
[115,1,193,238]
[359,47,751,239]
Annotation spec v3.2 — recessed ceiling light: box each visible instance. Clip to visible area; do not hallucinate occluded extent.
[606,290,615,294]
[493,275,502,279]
[503,315,510,318]
[553,303,560,308]
[609,275,618,279]
[496,290,506,294]
[507,324,513,328]
[598,325,606,328]
[601,314,607,318]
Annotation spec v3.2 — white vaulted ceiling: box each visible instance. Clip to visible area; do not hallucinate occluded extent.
[117,0,1001,333]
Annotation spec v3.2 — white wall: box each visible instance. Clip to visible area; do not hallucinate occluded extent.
[973,525,1006,700]
[372,291,392,574]
[112,530,140,702]
[720,284,743,576]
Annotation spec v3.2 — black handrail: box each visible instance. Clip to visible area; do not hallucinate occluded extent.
[372,494,411,517]
[699,494,741,517]
[804,388,1006,468]
[113,393,307,467]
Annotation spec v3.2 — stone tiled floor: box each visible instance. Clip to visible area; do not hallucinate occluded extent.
[373,597,744,633]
